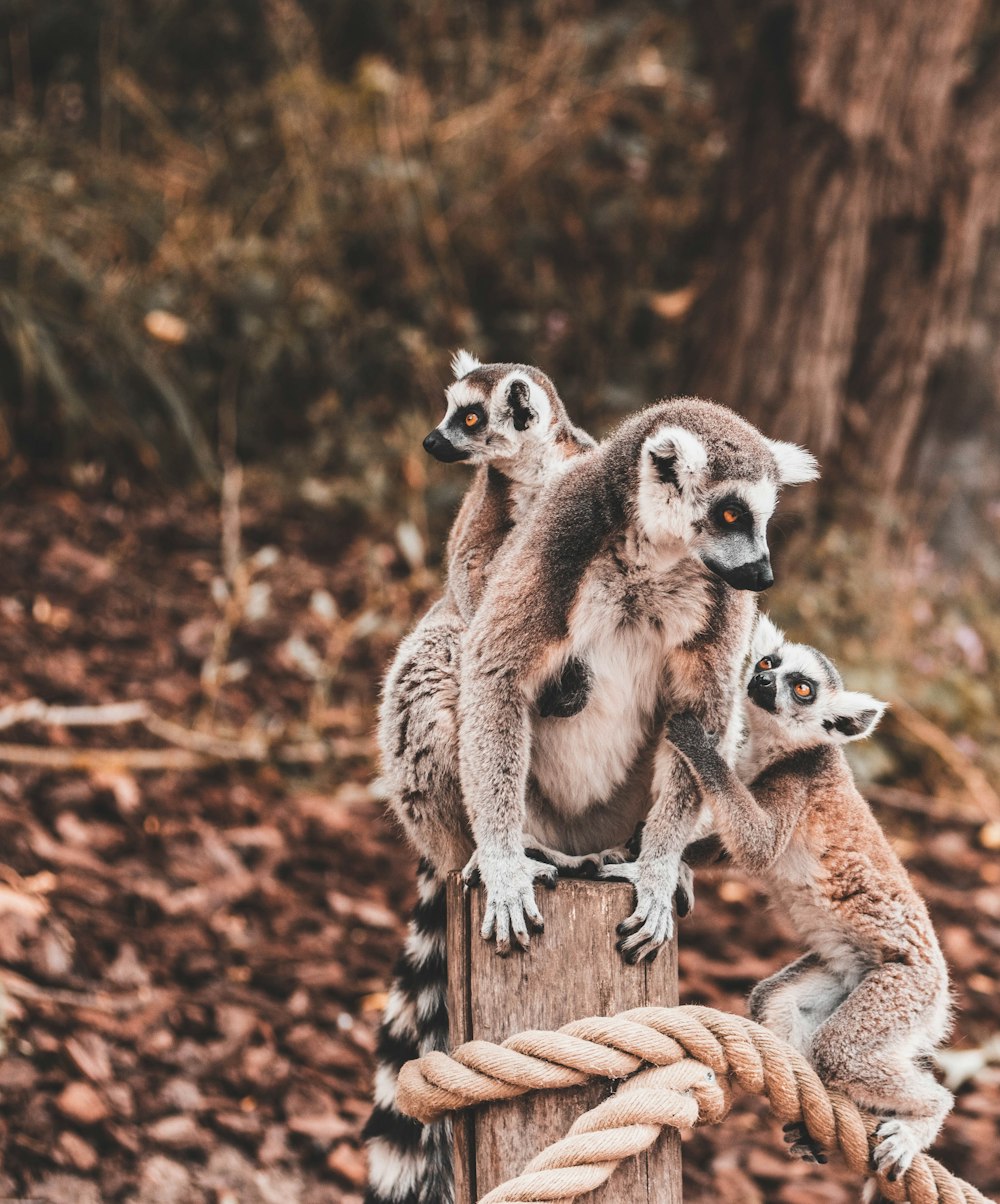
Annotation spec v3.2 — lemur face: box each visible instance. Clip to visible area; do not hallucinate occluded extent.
[746,614,886,745]
[422,350,556,465]
[636,408,819,592]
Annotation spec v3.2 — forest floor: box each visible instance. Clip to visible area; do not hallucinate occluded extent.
[0,482,998,1204]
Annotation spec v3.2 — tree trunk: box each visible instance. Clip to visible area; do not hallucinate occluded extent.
[687,0,1000,495]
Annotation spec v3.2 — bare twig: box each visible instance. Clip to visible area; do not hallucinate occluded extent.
[142,711,266,759]
[888,698,1000,822]
[0,289,95,429]
[0,967,163,1014]
[0,699,328,768]
[218,359,243,582]
[0,745,211,771]
[864,783,984,824]
[107,66,209,179]
[199,360,252,715]
[0,741,326,770]
[0,699,150,731]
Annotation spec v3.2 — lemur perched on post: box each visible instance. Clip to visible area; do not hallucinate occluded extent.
[377,351,598,876]
[457,399,818,961]
[366,353,595,1204]
[666,615,952,1183]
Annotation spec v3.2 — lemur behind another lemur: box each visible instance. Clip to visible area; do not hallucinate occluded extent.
[366,353,595,1204]
[377,351,598,873]
[666,615,952,1183]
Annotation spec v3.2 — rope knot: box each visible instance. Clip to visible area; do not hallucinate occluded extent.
[396,1005,994,1204]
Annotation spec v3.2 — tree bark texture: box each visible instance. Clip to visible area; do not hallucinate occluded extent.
[688,0,1000,493]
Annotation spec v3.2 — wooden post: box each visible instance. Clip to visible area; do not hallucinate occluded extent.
[447,875,682,1203]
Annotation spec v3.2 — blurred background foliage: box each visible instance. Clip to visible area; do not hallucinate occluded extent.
[1,0,999,789]
[1,0,717,492]
[1,8,999,1197]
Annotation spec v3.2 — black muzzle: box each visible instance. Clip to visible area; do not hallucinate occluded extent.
[748,670,777,711]
[703,554,774,592]
[422,429,470,463]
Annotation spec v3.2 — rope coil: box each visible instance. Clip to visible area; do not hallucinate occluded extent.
[396,1004,995,1204]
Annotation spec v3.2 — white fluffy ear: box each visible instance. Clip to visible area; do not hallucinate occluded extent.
[766,438,819,486]
[823,691,886,743]
[451,349,481,380]
[751,612,785,664]
[643,425,708,492]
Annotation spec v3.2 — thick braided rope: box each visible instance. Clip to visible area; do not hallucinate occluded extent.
[479,1059,725,1204]
[396,1004,994,1204]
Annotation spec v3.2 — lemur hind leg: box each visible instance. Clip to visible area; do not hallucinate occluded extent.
[372,613,473,1204]
[749,953,847,1050]
[378,611,474,874]
[749,954,847,1164]
[808,964,952,1181]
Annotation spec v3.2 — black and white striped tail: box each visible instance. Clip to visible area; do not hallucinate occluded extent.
[364,860,453,1204]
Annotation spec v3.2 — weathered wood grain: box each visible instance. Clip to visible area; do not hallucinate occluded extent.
[447,874,681,1203]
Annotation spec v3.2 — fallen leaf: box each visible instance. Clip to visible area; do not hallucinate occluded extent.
[55,1082,108,1125]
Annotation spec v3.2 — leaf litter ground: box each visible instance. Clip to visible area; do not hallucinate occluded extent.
[0,485,996,1203]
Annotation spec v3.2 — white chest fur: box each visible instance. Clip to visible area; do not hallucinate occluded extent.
[529,548,713,818]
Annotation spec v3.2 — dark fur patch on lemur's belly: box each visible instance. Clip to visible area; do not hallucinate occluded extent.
[536,656,592,718]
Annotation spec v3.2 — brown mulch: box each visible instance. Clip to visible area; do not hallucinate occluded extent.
[0,485,997,1203]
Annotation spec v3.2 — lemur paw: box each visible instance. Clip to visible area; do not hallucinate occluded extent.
[782,1122,828,1164]
[560,844,633,879]
[598,843,632,866]
[464,849,557,889]
[599,859,641,886]
[600,858,682,963]
[674,860,695,918]
[518,841,631,879]
[872,1118,922,1182]
[466,852,555,956]
[524,844,598,878]
[666,710,711,755]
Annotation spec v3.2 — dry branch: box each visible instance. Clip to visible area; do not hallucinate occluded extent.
[0,698,327,769]
[889,698,1000,822]
[0,967,165,1015]
[0,700,151,731]
[864,783,985,824]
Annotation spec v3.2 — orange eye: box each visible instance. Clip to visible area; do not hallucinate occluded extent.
[722,508,740,524]
[794,682,813,698]
[464,412,479,428]
[757,657,773,671]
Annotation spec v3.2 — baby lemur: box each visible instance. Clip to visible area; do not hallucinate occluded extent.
[367,353,594,1204]
[666,615,952,1183]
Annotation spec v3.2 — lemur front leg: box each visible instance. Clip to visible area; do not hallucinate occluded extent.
[600,747,701,962]
[457,658,557,955]
[600,673,737,963]
[665,711,805,874]
[808,965,953,1182]
[377,610,475,874]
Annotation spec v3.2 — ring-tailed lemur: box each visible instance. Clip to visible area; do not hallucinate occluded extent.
[665,615,952,1183]
[457,399,818,960]
[365,353,595,1204]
